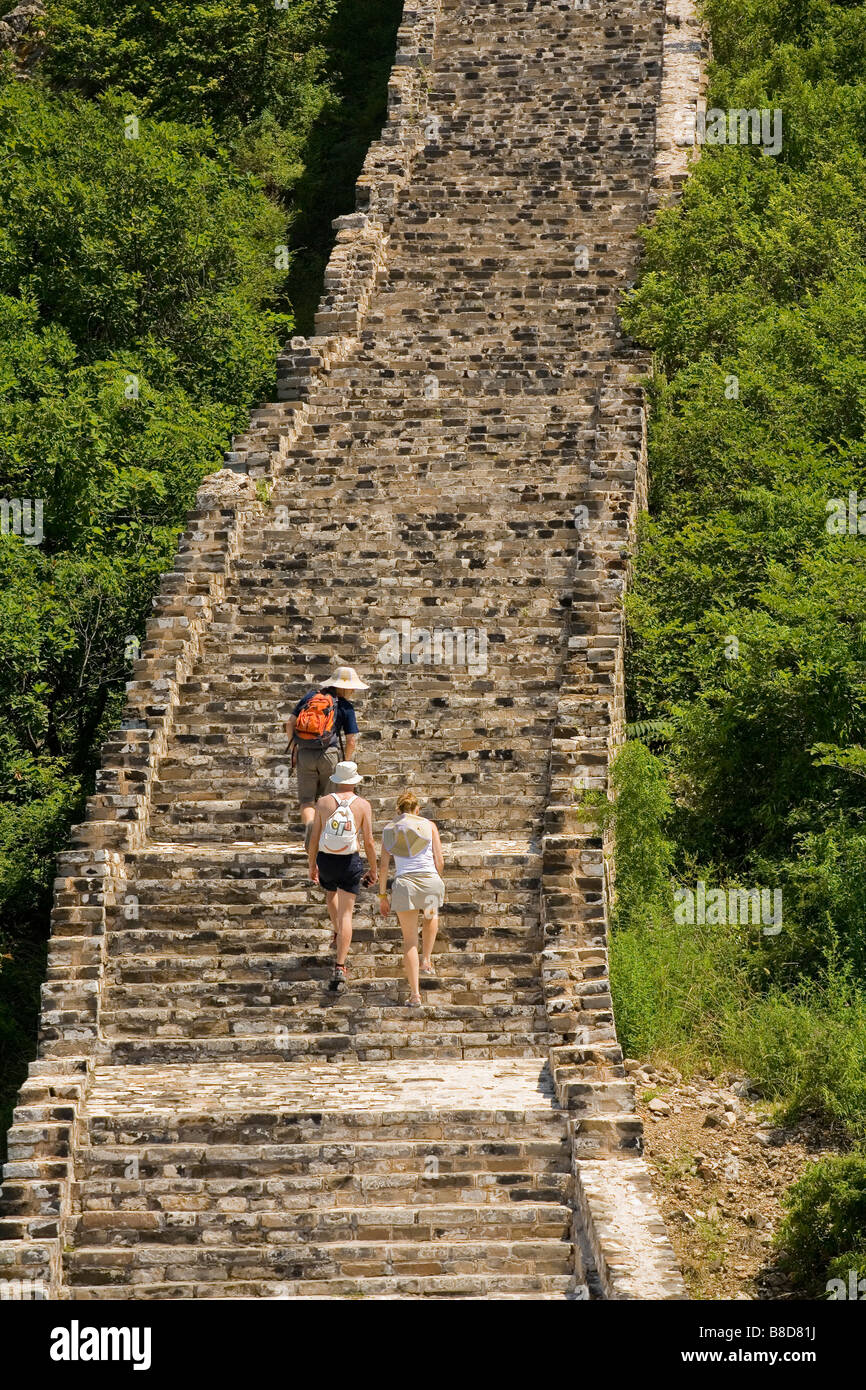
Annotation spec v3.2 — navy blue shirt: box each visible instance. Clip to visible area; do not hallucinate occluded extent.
[293,689,359,749]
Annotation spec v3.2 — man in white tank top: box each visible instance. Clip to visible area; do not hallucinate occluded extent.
[308,762,377,991]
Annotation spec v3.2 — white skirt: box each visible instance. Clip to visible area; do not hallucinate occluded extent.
[391,871,446,914]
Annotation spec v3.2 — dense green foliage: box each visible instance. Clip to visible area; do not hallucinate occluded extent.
[42,0,334,133]
[0,0,402,1151]
[38,0,406,331]
[607,748,866,1130]
[603,741,675,933]
[776,1155,866,1293]
[612,0,866,1137]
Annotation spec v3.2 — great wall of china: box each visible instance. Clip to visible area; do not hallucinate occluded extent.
[0,0,705,1300]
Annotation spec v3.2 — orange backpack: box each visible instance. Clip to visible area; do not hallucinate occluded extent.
[294,692,338,747]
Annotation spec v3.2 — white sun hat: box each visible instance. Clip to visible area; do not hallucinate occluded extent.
[322,664,369,692]
[330,761,363,786]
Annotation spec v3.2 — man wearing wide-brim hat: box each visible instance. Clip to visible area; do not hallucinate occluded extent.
[285,664,370,848]
[308,759,377,991]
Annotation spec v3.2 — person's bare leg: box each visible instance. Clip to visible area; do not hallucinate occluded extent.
[397,910,421,1002]
[301,806,315,849]
[324,889,340,937]
[334,889,355,967]
[420,909,439,975]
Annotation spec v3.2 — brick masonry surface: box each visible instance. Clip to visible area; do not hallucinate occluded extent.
[0,0,705,1300]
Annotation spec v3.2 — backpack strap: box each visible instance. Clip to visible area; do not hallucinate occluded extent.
[318,690,341,753]
[290,691,313,748]
[332,695,346,759]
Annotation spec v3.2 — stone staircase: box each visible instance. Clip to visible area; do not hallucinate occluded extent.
[100,843,549,1059]
[66,1061,575,1299]
[0,0,703,1299]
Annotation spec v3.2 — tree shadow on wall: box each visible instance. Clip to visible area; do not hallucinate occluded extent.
[286,0,405,335]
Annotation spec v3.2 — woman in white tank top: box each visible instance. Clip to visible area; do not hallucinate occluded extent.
[378,790,446,1008]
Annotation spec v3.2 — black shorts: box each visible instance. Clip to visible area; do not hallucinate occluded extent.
[317,851,365,895]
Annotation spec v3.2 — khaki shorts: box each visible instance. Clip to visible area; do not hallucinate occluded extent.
[391,871,445,915]
[295,743,339,810]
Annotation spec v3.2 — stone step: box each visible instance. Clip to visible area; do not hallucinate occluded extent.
[227,578,574,597]
[141,830,540,850]
[180,655,562,679]
[149,763,549,787]
[146,814,541,838]
[78,1137,571,1191]
[70,1201,572,1247]
[103,975,544,1007]
[100,1001,550,1039]
[108,880,539,907]
[76,1176,573,1210]
[233,533,578,556]
[120,874,538,897]
[147,809,543,837]
[103,930,541,957]
[145,754,552,776]
[77,1056,567,1123]
[150,756,551,779]
[67,1235,573,1288]
[160,723,559,746]
[104,1033,552,1063]
[146,791,544,811]
[205,618,569,638]
[146,799,545,829]
[127,840,536,865]
[82,1111,564,1147]
[153,686,565,705]
[68,1271,578,1300]
[109,950,540,979]
[107,950,542,980]
[111,882,540,907]
[104,921,539,946]
[147,786,547,809]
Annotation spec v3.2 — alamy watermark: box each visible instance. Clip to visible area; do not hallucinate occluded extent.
[379,619,488,676]
[826,492,866,535]
[676,107,783,157]
[826,1269,866,1300]
[1,497,43,545]
[674,881,783,936]
[50,1322,152,1370]
[0,1277,49,1300]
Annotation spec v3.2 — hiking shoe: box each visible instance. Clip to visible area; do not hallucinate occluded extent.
[329,963,348,992]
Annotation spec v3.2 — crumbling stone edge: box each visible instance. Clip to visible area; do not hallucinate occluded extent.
[540,0,708,1300]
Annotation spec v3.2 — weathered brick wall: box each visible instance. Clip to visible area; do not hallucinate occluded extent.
[1,0,707,1300]
[546,0,706,1299]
